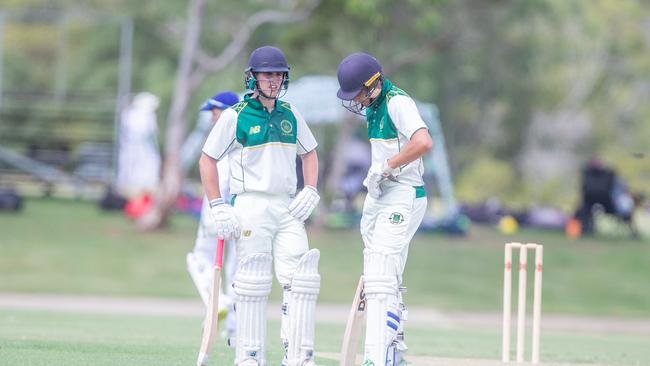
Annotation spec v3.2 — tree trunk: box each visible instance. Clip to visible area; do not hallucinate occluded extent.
[137,0,205,230]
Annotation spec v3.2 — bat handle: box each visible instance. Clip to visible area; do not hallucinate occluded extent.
[216,239,225,269]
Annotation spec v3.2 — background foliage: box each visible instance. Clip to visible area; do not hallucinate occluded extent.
[1,0,649,209]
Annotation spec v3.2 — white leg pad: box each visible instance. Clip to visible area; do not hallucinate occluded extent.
[386,288,408,366]
[281,286,291,366]
[395,287,408,354]
[233,253,273,366]
[286,249,321,366]
[362,250,401,366]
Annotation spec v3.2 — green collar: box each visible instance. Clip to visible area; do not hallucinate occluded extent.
[243,93,284,112]
[367,79,393,113]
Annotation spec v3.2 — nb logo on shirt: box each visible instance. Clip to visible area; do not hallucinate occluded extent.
[249,125,261,134]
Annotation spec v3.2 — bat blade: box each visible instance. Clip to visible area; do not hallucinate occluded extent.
[197,239,225,366]
[197,265,221,366]
[340,277,366,366]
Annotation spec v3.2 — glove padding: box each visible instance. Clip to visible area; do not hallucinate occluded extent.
[365,160,399,199]
[288,185,320,222]
[365,171,386,199]
[209,198,241,240]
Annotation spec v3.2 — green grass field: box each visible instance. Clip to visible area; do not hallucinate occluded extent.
[1,198,649,315]
[2,308,649,366]
[1,198,650,365]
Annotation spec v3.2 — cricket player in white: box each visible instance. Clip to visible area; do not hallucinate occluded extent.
[182,91,240,339]
[336,52,433,366]
[199,46,321,366]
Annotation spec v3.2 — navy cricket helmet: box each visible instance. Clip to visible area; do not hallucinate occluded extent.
[245,46,290,97]
[247,46,290,73]
[336,52,383,101]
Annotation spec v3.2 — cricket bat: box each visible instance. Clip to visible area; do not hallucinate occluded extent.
[340,276,366,366]
[196,238,225,366]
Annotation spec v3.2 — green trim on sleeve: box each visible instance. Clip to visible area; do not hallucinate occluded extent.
[414,185,426,198]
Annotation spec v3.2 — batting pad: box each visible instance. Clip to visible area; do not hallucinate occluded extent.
[281,286,290,353]
[233,253,273,366]
[286,249,321,366]
[363,250,401,366]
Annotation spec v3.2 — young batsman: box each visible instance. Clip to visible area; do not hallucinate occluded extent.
[336,52,433,366]
[199,45,321,366]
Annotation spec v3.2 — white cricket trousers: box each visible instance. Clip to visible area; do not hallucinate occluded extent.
[360,183,427,281]
[232,192,311,285]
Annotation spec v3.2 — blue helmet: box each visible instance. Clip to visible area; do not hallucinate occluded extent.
[246,46,290,73]
[336,52,383,101]
[200,91,239,111]
[336,52,383,115]
[244,46,290,96]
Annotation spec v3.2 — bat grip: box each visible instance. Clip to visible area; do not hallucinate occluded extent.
[216,239,225,269]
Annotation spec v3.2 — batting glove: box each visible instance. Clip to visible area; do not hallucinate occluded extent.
[365,160,399,199]
[209,198,241,240]
[380,159,399,178]
[288,185,320,222]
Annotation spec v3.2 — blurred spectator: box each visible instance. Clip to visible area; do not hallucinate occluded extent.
[0,188,23,212]
[180,91,239,174]
[574,158,639,238]
[116,92,161,198]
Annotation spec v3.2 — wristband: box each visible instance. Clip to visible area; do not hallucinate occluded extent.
[209,198,225,208]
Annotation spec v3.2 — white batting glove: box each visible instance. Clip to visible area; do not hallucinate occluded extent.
[209,198,241,240]
[288,185,320,222]
[380,159,399,179]
[365,160,399,199]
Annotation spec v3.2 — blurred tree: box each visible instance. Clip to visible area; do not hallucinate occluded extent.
[2,0,649,213]
[269,0,451,208]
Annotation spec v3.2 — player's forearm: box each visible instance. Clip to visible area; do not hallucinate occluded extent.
[387,129,433,169]
[301,149,319,188]
[199,153,222,200]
